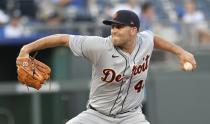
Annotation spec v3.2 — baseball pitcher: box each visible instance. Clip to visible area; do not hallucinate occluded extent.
[17,10,197,124]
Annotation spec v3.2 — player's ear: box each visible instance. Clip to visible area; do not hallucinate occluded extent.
[131,27,138,35]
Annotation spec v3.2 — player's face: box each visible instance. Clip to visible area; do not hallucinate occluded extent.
[111,24,136,47]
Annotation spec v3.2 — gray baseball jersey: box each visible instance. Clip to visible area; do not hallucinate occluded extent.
[69,30,154,117]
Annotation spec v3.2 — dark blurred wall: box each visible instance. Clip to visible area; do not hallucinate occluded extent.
[0,45,22,81]
[0,37,53,82]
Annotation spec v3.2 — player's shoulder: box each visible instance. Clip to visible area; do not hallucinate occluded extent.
[138,30,154,37]
[137,30,154,45]
[91,35,112,46]
[70,35,107,44]
[69,34,112,48]
[138,30,154,39]
[70,35,105,41]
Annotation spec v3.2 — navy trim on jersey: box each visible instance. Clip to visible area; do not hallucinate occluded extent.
[133,38,141,64]
[109,47,128,116]
[120,75,133,111]
[120,39,141,113]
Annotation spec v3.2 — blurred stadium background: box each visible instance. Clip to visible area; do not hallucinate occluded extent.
[0,0,210,124]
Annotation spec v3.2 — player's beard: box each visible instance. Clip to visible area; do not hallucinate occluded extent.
[112,34,130,47]
[112,35,121,46]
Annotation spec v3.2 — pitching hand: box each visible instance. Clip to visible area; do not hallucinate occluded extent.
[177,50,197,71]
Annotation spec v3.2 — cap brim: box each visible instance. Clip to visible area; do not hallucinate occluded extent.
[103,20,125,25]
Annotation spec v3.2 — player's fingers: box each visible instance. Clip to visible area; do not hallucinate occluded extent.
[193,63,197,70]
[190,57,197,70]
[186,53,197,70]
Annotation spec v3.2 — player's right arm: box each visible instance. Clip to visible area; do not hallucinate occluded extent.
[18,34,70,58]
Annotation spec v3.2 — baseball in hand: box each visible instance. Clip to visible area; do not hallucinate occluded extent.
[183,62,193,71]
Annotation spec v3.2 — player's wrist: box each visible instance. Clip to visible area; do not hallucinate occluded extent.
[173,46,185,57]
[19,45,30,58]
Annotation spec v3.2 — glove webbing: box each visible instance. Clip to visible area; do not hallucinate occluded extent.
[26,51,38,92]
[31,51,38,77]
[26,51,51,92]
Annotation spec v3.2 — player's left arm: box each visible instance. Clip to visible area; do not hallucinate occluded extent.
[153,35,197,71]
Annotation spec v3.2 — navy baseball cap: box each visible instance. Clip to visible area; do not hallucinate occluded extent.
[103,10,140,31]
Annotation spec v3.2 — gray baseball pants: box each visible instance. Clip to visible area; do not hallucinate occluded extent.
[66,108,150,124]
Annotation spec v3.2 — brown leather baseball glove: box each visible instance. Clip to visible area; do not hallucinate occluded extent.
[16,56,51,90]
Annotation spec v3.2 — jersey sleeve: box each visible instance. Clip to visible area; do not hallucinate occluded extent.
[68,35,105,64]
[140,30,154,48]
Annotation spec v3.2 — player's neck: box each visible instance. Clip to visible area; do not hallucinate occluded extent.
[120,38,136,55]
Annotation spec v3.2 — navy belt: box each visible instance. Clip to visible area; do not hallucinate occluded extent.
[89,104,97,111]
[88,104,117,118]
[89,104,140,118]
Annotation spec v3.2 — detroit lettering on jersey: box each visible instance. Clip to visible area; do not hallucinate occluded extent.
[101,55,150,83]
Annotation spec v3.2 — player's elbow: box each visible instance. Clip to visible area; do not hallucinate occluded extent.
[54,34,69,47]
